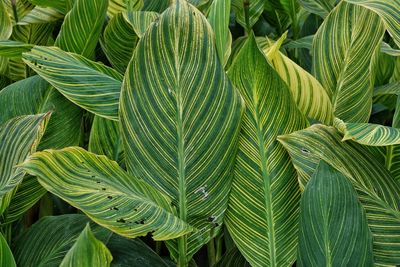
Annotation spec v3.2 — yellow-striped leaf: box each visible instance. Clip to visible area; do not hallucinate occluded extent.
[0,233,16,267]
[54,0,108,59]
[107,0,143,18]
[232,0,264,30]
[18,6,64,25]
[278,125,400,265]
[335,118,400,146]
[89,116,124,164]
[102,12,138,73]
[374,81,400,96]
[21,147,193,240]
[120,0,243,263]
[345,0,400,47]
[207,0,232,66]
[123,11,160,38]
[59,224,113,267]
[261,33,333,124]
[313,1,385,122]
[0,41,34,58]
[298,160,374,266]
[0,1,12,40]
[23,46,122,120]
[225,33,308,267]
[297,0,337,17]
[0,113,50,198]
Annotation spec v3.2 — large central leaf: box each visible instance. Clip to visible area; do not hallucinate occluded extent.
[225,34,308,267]
[119,0,243,263]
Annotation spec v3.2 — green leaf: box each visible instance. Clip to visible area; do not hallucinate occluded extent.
[23,46,122,120]
[207,0,231,66]
[120,0,243,263]
[101,12,138,73]
[297,161,374,267]
[215,247,250,267]
[107,0,143,18]
[13,214,111,267]
[28,0,71,14]
[297,0,337,17]
[89,116,124,163]
[0,41,34,58]
[54,0,108,58]
[21,147,193,240]
[0,233,16,267]
[313,1,385,122]
[18,6,64,25]
[335,118,400,146]
[260,33,333,124]
[60,224,113,267]
[4,0,34,24]
[225,34,308,267]
[278,125,400,265]
[345,0,400,47]
[232,0,264,30]
[381,42,400,57]
[123,11,160,38]
[0,114,50,198]
[0,1,13,40]
[374,81,400,96]
[106,234,170,267]
[0,75,82,149]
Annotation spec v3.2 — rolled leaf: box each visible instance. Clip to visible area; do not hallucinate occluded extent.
[297,161,374,267]
[120,0,243,262]
[0,233,16,267]
[21,147,193,240]
[59,224,113,267]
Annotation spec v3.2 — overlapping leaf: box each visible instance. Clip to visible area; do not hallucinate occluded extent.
[23,46,122,120]
[120,0,243,263]
[297,161,374,266]
[54,0,108,59]
[278,125,400,265]
[261,33,333,124]
[225,34,308,267]
[21,147,193,240]
[0,233,16,267]
[232,0,264,30]
[297,0,337,17]
[313,1,385,122]
[59,224,113,267]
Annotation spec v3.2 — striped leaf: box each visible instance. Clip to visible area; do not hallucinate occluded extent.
[0,41,34,58]
[374,81,400,96]
[335,118,400,146]
[0,75,82,150]
[232,0,264,30]
[313,1,385,122]
[215,248,250,267]
[123,11,160,38]
[2,175,46,224]
[14,214,111,267]
[89,116,124,163]
[345,0,400,47]
[207,0,232,66]
[0,1,12,40]
[225,34,308,267]
[142,0,169,12]
[0,114,50,199]
[28,0,72,14]
[18,6,64,25]
[381,42,400,57]
[3,0,34,24]
[102,12,138,73]
[0,233,16,267]
[278,125,400,265]
[60,224,113,267]
[54,0,108,59]
[21,147,193,240]
[297,160,374,267]
[260,33,333,124]
[107,0,143,18]
[23,46,122,120]
[120,1,243,264]
[297,0,337,17]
